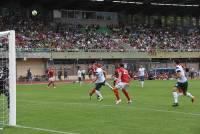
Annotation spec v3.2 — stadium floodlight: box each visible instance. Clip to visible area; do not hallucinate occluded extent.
[0,31,16,129]
[112,0,143,5]
[151,2,199,7]
[90,0,104,2]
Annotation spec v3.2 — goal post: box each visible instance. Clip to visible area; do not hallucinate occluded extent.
[0,30,16,128]
[8,30,16,126]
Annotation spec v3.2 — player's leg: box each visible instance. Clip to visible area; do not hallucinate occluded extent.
[89,88,96,100]
[0,83,9,109]
[182,82,195,103]
[139,76,144,88]
[105,81,113,90]
[141,76,144,88]
[78,77,81,86]
[172,83,180,106]
[48,81,52,87]
[52,81,56,88]
[89,88,96,95]
[4,88,10,109]
[95,83,103,101]
[113,83,121,104]
[122,83,132,103]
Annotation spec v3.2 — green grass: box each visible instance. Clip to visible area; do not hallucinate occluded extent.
[1,80,200,134]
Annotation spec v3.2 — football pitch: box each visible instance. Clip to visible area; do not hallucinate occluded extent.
[2,80,200,134]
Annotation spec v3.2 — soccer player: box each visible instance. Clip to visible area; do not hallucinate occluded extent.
[138,65,145,88]
[0,66,9,108]
[112,63,132,104]
[81,69,86,81]
[89,63,106,102]
[47,67,56,88]
[77,67,82,86]
[172,60,195,107]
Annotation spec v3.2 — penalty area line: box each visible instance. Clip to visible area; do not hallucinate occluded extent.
[18,99,200,117]
[15,125,78,134]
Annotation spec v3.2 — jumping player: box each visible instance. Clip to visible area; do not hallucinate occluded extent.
[172,60,195,107]
[112,63,132,104]
[47,67,56,88]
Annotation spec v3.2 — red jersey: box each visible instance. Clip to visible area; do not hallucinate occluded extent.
[118,67,129,83]
[48,69,54,78]
[114,68,120,78]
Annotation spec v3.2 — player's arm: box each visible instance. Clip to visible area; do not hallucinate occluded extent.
[128,74,131,79]
[92,72,98,83]
[92,77,98,83]
[103,70,107,79]
[117,72,122,82]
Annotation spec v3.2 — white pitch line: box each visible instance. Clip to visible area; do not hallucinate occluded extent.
[139,107,200,116]
[15,125,78,134]
[18,99,200,117]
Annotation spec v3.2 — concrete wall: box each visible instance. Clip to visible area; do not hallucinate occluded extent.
[16,59,46,78]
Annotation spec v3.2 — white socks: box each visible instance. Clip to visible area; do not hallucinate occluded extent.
[186,92,193,98]
[173,92,178,103]
[140,81,144,88]
[95,90,103,99]
[173,91,193,103]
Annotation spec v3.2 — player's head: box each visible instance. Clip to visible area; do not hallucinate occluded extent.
[119,63,124,68]
[174,60,180,65]
[140,64,143,68]
[50,66,54,70]
[115,64,120,69]
[95,63,102,68]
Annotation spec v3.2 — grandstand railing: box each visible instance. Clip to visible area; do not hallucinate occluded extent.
[16,48,200,59]
[16,48,200,52]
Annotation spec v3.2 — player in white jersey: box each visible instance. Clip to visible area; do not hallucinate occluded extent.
[89,63,106,101]
[138,65,145,88]
[77,67,82,86]
[172,60,195,107]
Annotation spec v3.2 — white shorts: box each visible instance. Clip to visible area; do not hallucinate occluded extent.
[115,82,129,90]
[49,77,55,82]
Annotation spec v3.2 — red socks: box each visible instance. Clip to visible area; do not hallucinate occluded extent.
[122,89,131,101]
[113,88,120,100]
[89,88,96,96]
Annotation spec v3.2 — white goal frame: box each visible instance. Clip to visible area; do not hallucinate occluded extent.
[0,30,16,126]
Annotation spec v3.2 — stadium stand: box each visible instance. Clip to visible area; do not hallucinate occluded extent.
[0,0,199,81]
[1,15,200,52]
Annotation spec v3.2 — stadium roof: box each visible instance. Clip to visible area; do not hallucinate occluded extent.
[1,0,200,16]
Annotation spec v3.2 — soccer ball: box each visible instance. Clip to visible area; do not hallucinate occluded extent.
[32,10,37,16]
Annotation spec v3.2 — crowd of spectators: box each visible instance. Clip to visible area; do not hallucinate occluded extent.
[128,25,200,52]
[1,16,200,52]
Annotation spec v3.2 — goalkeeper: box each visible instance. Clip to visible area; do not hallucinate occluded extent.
[0,66,9,108]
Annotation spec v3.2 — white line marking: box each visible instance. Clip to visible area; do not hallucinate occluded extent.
[15,125,78,134]
[18,100,200,117]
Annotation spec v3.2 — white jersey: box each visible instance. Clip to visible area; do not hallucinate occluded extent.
[176,65,187,83]
[82,69,86,74]
[77,70,82,78]
[139,67,145,76]
[95,68,105,83]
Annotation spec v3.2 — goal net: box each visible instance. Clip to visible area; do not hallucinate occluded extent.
[0,31,16,129]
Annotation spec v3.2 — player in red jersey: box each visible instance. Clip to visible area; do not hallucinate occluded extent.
[47,67,56,88]
[112,63,132,104]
